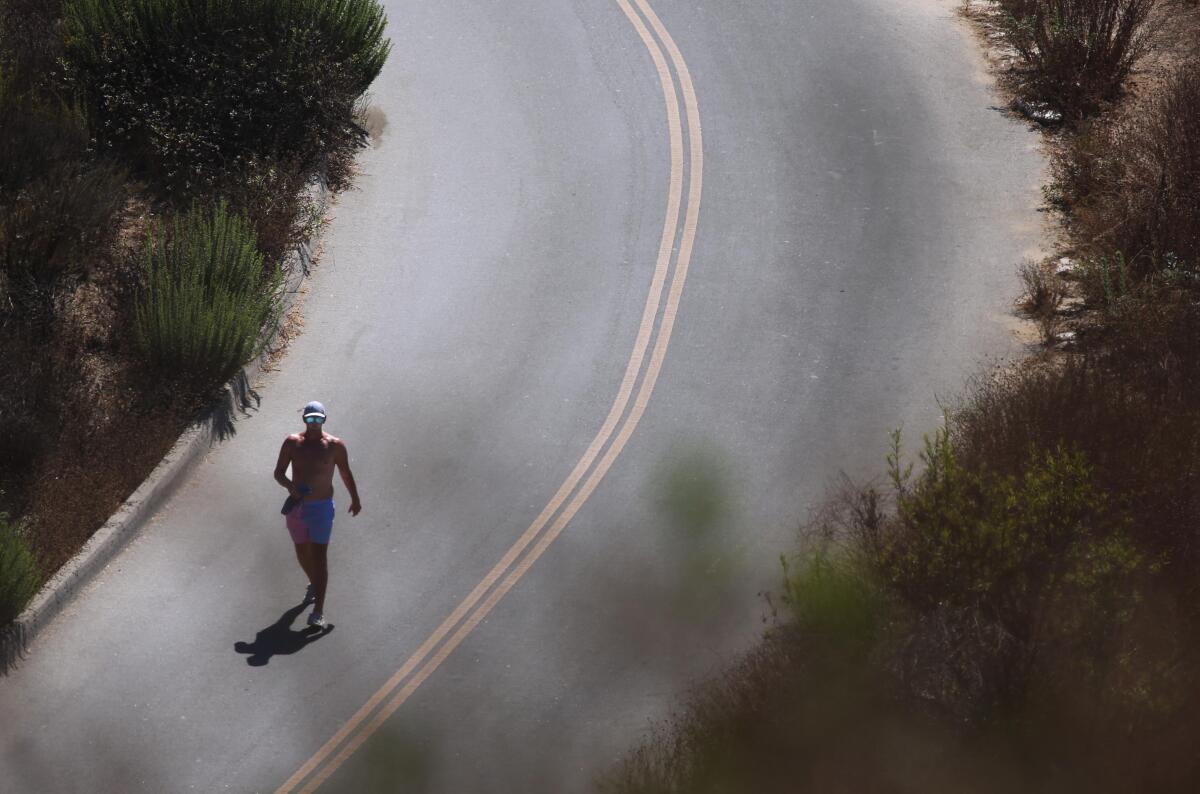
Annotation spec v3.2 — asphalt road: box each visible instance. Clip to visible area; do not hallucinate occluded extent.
[0,0,1044,791]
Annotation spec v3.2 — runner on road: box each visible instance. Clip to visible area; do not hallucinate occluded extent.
[273,401,362,627]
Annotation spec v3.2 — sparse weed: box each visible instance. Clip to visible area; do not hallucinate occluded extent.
[1018,258,1066,316]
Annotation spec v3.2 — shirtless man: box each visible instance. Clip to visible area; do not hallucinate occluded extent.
[273,401,362,627]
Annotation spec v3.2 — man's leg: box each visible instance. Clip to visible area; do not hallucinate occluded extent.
[293,542,315,584]
[311,542,328,614]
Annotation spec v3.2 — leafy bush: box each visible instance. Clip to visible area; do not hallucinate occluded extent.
[0,512,38,625]
[134,200,282,383]
[950,355,1200,567]
[997,0,1156,118]
[883,433,1139,656]
[62,0,390,199]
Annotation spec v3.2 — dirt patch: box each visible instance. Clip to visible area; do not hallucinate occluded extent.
[23,402,191,575]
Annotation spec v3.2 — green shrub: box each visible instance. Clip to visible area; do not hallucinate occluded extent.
[950,346,1200,567]
[0,512,38,625]
[63,0,391,198]
[134,200,282,382]
[884,432,1139,638]
[782,547,884,654]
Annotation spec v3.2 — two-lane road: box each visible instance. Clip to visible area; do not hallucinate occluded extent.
[0,0,1042,791]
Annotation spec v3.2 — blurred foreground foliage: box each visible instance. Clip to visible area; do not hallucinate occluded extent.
[605,6,1200,791]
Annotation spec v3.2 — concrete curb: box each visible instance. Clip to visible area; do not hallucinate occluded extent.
[0,170,332,674]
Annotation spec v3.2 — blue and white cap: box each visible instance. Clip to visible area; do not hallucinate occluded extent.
[302,401,327,419]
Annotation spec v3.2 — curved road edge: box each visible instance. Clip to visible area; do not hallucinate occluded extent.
[0,171,333,675]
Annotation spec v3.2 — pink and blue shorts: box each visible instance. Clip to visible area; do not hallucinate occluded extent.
[286,498,335,544]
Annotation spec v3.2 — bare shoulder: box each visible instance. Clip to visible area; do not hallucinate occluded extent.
[283,433,303,446]
[328,434,350,460]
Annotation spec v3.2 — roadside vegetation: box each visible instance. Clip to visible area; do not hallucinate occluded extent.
[134,201,283,385]
[0,512,37,626]
[603,1,1200,791]
[0,0,389,625]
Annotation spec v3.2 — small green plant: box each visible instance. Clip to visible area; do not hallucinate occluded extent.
[1096,250,1130,310]
[0,511,38,625]
[782,547,884,653]
[886,426,913,496]
[134,200,282,383]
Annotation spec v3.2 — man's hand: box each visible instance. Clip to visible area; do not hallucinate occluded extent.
[334,441,362,517]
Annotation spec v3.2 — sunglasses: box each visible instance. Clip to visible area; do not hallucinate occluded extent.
[304,415,325,424]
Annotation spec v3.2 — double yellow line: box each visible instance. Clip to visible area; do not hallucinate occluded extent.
[277,1,701,790]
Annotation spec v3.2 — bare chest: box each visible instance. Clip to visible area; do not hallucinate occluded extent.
[293,440,335,471]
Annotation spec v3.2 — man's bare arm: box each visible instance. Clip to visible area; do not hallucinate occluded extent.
[274,438,303,498]
[334,441,362,515]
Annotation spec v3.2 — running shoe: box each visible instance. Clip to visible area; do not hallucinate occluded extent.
[303,583,316,604]
[307,611,326,628]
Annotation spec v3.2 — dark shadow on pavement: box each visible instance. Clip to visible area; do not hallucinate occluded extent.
[206,368,260,444]
[234,601,333,666]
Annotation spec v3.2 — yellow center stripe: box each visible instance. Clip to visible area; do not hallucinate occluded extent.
[276,1,702,789]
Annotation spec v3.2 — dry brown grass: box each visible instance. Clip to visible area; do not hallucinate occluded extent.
[23,401,191,574]
[1017,259,1066,316]
[1016,259,1068,343]
[1054,62,1200,284]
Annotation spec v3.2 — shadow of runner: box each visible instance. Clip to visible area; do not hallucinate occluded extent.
[234,602,333,666]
